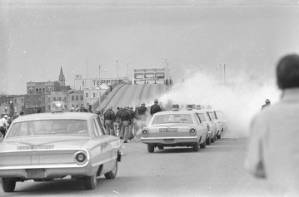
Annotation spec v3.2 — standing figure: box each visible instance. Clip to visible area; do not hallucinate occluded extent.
[0,115,9,138]
[150,99,162,116]
[117,108,131,143]
[103,107,116,135]
[245,54,299,196]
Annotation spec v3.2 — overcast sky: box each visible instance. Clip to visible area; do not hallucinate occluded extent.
[1,0,299,94]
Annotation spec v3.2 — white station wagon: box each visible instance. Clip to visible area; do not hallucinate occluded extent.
[141,110,208,152]
[0,109,122,192]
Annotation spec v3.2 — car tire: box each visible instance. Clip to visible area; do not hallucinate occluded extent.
[192,142,199,151]
[206,137,211,145]
[211,136,215,143]
[147,144,155,153]
[200,141,206,149]
[105,161,118,179]
[84,175,97,190]
[157,145,164,150]
[2,178,16,192]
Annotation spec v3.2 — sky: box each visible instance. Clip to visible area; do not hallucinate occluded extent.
[1,0,299,94]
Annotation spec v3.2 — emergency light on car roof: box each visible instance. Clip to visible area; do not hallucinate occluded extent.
[51,101,65,113]
[171,104,180,111]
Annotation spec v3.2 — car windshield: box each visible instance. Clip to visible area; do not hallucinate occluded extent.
[152,114,193,125]
[6,119,89,137]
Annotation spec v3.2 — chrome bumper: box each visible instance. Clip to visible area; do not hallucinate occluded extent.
[140,136,199,144]
[0,163,94,179]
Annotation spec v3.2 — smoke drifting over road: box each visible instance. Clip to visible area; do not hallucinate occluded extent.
[159,70,280,137]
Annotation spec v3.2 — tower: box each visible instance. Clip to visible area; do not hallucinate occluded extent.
[58,66,65,86]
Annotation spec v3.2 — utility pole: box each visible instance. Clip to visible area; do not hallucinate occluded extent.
[98,64,101,80]
[223,64,226,84]
[115,60,119,79]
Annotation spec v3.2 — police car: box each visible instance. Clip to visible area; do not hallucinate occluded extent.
[141,110,209,152]
[0,102,122,192]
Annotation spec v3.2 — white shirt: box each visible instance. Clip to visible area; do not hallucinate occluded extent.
[245,88,299,196]
[0,117,8,128]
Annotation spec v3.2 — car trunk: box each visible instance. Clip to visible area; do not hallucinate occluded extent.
[0,136,89,168]
[148,124,193,137]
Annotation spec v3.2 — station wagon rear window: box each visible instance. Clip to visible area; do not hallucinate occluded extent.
[152,114,193,125]
[7,119,89,137]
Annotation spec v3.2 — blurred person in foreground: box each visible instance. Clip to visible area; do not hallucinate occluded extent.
[261,99,271,110]
[245,54,299,196]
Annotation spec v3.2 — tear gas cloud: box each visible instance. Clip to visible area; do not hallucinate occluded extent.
[159,70,280,137]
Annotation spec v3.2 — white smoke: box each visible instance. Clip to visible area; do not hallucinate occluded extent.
[159,70,280,137]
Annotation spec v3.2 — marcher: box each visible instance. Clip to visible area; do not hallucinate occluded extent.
[103,107,116,135]
[261,99,271,110]
[127,107,136,140]
[0,115,9,137]
[116,107,131,143]
[150,99,162,116]
[245,54,299,196]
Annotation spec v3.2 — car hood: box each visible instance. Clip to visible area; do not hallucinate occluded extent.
[0,136,91,152]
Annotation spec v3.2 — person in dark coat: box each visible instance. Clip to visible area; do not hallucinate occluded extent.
[136,103,147,117]
[150,99,162,116]
[103,107,116,135]
[116,107,131,143]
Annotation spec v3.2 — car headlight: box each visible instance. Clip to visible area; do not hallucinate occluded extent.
[189,128,196,136]
[75,151,87,163]
[142,130,148,134]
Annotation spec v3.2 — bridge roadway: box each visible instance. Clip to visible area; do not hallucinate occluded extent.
[1,137,278,197]
[98,84,168,111]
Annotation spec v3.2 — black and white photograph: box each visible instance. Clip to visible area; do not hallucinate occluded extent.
[1,0,299,196]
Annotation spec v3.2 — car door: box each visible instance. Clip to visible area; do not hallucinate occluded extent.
[90,118,114,169]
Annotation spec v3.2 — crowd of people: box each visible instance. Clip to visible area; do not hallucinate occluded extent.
[102,99,162,143]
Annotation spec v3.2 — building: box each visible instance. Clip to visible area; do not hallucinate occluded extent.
[0,95,25,116]
[24,94,46,114]
[67,90,84,110]
[45,91,68,112]
[133,68,166,84]
[26,67,70,95]
[74,76,125,90]
[73,75,123,106]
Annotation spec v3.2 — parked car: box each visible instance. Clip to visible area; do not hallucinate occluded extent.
[0,104,122,192]
[214,110,227,137]
[141,110,208,152]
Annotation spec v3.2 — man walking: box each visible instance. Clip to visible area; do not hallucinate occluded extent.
[103,107,116,135]
[150,99,162,116]
[116,107,131,143]
[245,54,299,196]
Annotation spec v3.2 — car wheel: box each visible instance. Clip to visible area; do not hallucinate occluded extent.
[200,141,206,149]
[192,142,199,151]
[211,136,215,143]
[206,137,211,145]
[2,178,16,192]
[84,175,97,190]
[147,144,155,153]
[105,160,118,179]
[157,145,164,150]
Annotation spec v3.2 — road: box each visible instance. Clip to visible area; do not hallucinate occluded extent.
[1,138,277,197]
